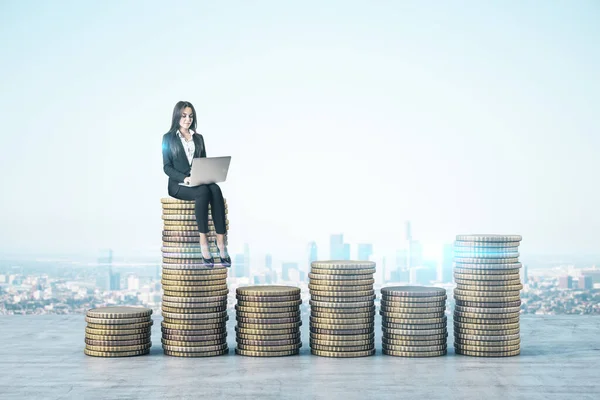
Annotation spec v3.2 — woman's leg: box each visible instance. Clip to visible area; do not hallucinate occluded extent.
[172,185,212,259]
[207,183,229,260]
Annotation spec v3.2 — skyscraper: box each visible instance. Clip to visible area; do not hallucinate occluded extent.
[357,243,373,261]
[440,243,454,283]
[307,241,318,273]
[330,234,350,260]
[265,254,273,284]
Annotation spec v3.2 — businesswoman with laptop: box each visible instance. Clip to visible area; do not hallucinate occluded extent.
[161,101,231,267]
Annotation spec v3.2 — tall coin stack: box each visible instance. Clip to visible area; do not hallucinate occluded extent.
[235,286,302,357]
[453,234,523,357]
[160,198,230,357]
[309,260,376,358]
[380,286,448,357]
[84,306,153,357]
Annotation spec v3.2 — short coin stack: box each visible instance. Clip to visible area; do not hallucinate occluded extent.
[453,234,523,357]
[84,306,153,357]
[235,285,302,357]
[160,197,230,357]
[380,286,448,357]
[161,198,228,264]
[309,260,376,358]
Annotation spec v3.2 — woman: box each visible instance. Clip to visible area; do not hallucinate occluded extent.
[161,101,231,268]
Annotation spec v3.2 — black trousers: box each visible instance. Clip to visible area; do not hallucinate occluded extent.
[172,183,227,235]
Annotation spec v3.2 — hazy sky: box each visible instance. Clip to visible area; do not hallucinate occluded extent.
[1,0,599,262]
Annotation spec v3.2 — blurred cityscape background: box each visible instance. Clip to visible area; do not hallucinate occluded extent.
[2,221,598,316]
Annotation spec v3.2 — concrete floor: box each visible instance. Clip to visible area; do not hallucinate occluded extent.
[1,312,599,400]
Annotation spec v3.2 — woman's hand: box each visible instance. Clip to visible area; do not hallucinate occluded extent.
[183,177,191,184]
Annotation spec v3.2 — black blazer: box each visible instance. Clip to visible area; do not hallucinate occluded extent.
[162,131,207,196]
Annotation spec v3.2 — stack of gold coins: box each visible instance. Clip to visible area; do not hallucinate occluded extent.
[161,198,228,264]
[308,260,376,358]
[84,306,153,357]
[160,198,230,357]
[453,234,523,357]
[380,286,447,357]
[160,265,229,357]
[234,285,302,357]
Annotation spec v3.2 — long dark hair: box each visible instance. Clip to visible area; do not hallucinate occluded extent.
[165,101,199,159]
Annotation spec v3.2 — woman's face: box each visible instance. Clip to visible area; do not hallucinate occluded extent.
[179,107,194,131]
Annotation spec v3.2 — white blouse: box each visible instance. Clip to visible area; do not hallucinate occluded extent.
[177,129,196,165]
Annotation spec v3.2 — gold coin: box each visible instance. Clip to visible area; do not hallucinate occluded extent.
[311,348,375,358]
[308,284,374,292]
[310,267,376,275]
[236,339,301,346]
[235,348,299,357]
[453,321,520,331]
[456,283,523,291]
[309,316,374,325]
[162,279,227,287]
[383,349,446,357]
[310,327,374,335]
[161,305,226,314]
[86,306,153,319]
[311,260,376,270]
[455,305,521,314]
[456,300,521,309]
[160,197,227,204]
[309,331,374,340]
[309,278,375,286]
[85,343,151,352]
[382,321,447,330]
[86,321,153,330]
[162,310,227,319]
[161,321,226,330]
[382,343,446,352]
[310,305,375,314]
[453,293,521,302]
[161,339,225,347]
[455,347,520,357]
[235,305,299,314]
[162,264,227,271]
[454,272,520,281]
[454,267,521,275]
[379,306,446,314]
[84,348,150,357]
[236,285,301,296]
[163,318,227,327]
[236,299,302,308]
[161,284,228,292]
[236,310,301,319]
[236,321,302,330]
[454,257,519,264]
[236,294,301,303]
[454,332,520,342]
[85,338,150,346]
[455,338,520,347]
[309,299,374,309]
[163,289,229,298]
[381,286,446,297]
[234,326,300,336]
[453,289,522,298]
[455,278,522,287]
[308,272,375,281]
[310,294,375,303]
[453,315,519,325]
[380,297,447,305]
[163,257,224,264]
[162,334,227,342]
[380,311,445,319]
[310,344,374,352]
[161,327,226,335]
[85,333,151,341]
[236,332,301,341]
[236,343,302,352]
[311,311,375,319]
[382,337,447,347]
[162,343,228,352]
[164,349,229,357]
[454,327,519,336]
[310,322,375,333]
[309,338,374,347]
[236,316,301,325]
[85,316,151,325]
[162,273,227,281]
[85,327,151,336]
[382,327,447,336]
[310,290,375,298]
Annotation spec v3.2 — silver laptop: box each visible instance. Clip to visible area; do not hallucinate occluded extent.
[179,156,231,187]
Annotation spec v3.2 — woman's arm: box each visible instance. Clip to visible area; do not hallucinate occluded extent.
[162,134,187,182]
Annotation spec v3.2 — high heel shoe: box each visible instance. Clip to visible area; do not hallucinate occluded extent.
[220,255,231,268]
[200,245,214,268]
